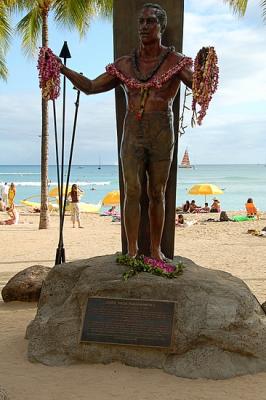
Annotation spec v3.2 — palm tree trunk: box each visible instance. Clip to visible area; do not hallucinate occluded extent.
[39,8,49,229]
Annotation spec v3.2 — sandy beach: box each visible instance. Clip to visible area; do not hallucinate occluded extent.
[1,209,266,400]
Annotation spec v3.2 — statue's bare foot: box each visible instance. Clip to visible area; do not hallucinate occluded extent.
[150,250,165,261]
[150,250,172,263]
[126,252,137,259]
[161,253,173,263]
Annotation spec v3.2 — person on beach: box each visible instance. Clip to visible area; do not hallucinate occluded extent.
[200,202,210,213]
[68,184,84,228]
[1,182,9,206]
[210,198,221,213]
[176,213,197,227]
[176,214,185,227]
[190,200,201,213]
[0,197,6,211]
[57,3,193,260]
[219,211,233,222]
[0,204,19,225]
[245,198,259,219]
[108,206,117,215]
[182,200,190,213]
[8,182,16,206]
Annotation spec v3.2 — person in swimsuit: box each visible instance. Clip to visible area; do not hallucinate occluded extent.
[58,3,193,260]
[8,182,16,206]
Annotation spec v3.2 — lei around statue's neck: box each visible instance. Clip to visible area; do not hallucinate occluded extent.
[132,46,174,83]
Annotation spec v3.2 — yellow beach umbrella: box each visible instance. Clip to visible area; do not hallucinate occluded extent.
[188,183,224,202]
[102,190,120,206]
[48,185,67,198]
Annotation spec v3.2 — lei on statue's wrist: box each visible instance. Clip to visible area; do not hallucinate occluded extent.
[37,47,61,101]
[191,46,219,125]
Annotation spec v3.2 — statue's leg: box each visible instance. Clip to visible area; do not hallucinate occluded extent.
[121,154,146,258]
[147,160,172,261]
[120,112,147,257]
[146,111,174,261]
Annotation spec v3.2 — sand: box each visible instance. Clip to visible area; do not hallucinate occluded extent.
[1,209,266,400]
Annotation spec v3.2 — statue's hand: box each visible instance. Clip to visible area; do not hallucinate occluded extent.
[55,55,63,71]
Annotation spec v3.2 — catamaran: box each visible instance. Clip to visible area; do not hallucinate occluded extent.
[179,149,193,168]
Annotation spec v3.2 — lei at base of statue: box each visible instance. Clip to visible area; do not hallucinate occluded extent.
[116,254,184,280]
[37,47,61,101]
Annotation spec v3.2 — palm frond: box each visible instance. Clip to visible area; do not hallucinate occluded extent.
[0,50,8,81]
[223,0,248,16]
[52,0,95,37]
[52,0,113,37]
[93,0,113,17]
[0,1,13,80]
[261,0,266,22]
[0,5,13,51]
[3,0,37,14]
[16,6,42,57]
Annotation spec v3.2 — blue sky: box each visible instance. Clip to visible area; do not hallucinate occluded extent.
[0,0,265,165]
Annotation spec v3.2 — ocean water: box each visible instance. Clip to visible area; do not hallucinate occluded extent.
[0,164,266,212]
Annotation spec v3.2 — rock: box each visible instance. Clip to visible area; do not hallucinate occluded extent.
[26,255,266,379]
[2,265,51,302]
[0,386,10,400]
[261,301,266,314]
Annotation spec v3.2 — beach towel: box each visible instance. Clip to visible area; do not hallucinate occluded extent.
[232,215,255,222]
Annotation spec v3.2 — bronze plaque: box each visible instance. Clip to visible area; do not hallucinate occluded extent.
[81,297,175,348]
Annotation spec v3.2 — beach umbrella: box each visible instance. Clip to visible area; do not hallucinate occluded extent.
[102,190,120,206]
[187,183,224,203]
[49,185,66,198]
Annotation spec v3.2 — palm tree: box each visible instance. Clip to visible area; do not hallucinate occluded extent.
[223,0,266,21]
[8,0,112,229]
[0,0,15,81]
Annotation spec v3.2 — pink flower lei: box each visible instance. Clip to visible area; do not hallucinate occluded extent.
[192,46,219,125]
[106,56,193,90]
[37,47,61,101]
[116,254,184,280]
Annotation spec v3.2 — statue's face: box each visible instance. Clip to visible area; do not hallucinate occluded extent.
[138,7,161,45]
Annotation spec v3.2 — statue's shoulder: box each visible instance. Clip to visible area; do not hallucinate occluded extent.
[106,55,132,81]
[168,50,189,64]
[114,55,132,70]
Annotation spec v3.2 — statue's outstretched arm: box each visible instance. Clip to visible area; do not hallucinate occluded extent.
[179,65,193,89]
[61,65,120,95]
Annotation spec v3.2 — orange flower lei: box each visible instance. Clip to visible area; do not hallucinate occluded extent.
[192,46,219,125]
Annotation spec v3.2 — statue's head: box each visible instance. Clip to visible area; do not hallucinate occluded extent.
[141,3,167,33]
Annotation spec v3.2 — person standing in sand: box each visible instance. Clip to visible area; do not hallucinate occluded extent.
[68,184,84,228]
[57,3,193,260]
[8,182,16,206]
[1,182,9,206]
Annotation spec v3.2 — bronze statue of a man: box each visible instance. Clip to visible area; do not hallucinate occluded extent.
[59,3,193,260]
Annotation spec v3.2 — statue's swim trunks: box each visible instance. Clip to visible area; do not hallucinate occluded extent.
[121,111,175,163]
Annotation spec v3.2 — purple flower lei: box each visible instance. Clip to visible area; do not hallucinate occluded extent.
[37,47,61,101]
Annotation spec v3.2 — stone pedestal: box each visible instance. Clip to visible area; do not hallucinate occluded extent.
[26,254,266,379]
